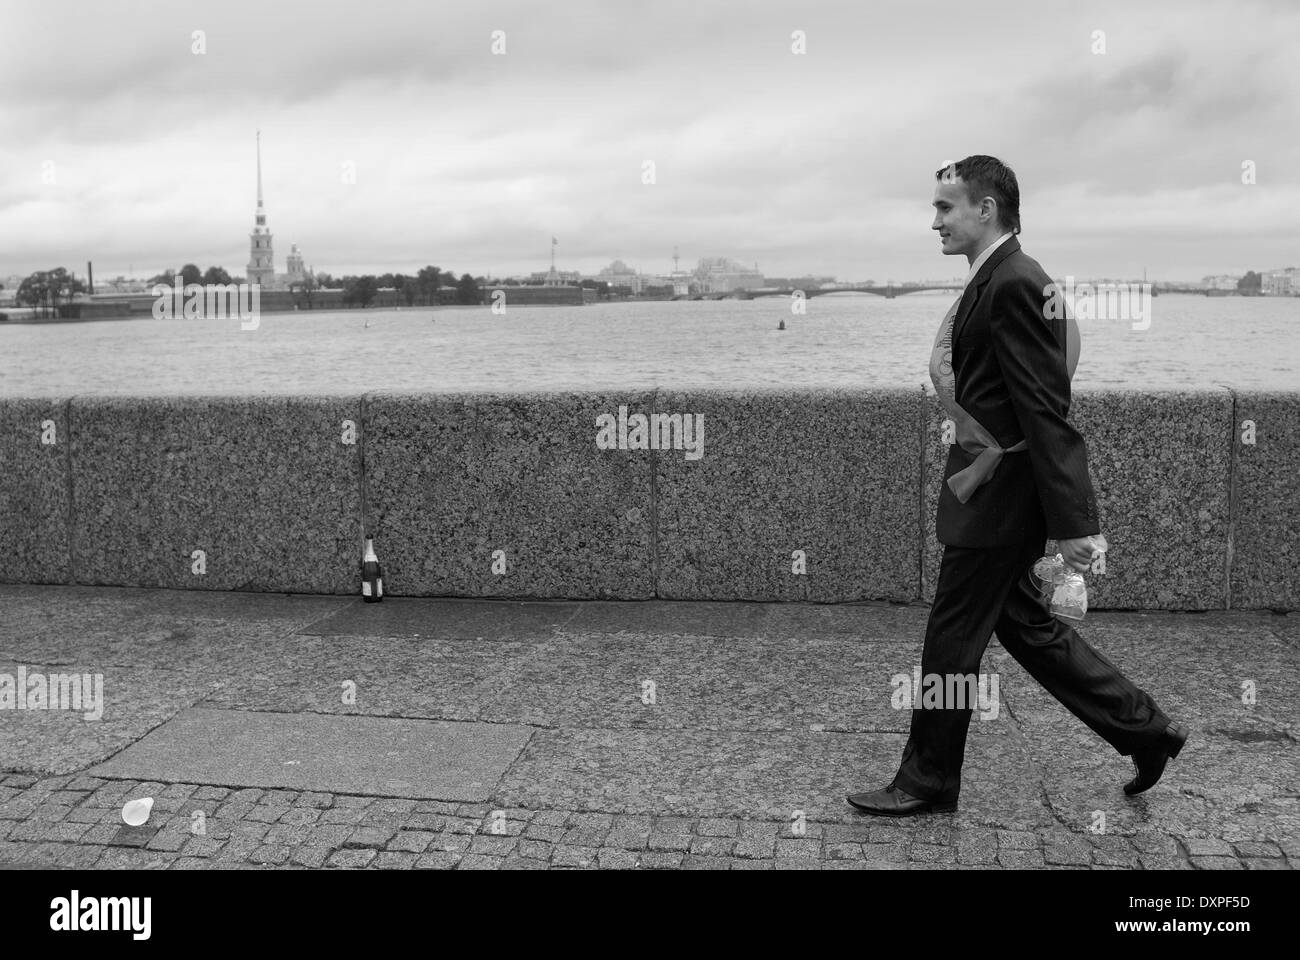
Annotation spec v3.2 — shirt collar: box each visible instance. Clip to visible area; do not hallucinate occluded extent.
[964,232,1013,288]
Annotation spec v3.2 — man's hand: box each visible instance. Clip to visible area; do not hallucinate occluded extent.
[1058,534,1107,573]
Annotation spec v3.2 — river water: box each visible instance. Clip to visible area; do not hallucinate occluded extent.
[1,293,1296,395]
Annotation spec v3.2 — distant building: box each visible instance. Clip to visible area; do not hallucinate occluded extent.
[246,132,275,287]
[1201,274,1240,291]
[788,274,837,289]
[528,268,582,286]
[0,274,25,304]
[666,246,691,296]
[285,244,307,287]
[245,132,312,291]
[92,275,151,294]
[694,257,765,293]
[594,259,643,293]
[1261,267,1297,296]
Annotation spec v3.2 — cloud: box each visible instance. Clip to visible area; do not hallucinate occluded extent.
[1,0,1298,281]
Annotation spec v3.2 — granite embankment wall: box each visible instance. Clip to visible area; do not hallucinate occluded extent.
[1,390,1295,609]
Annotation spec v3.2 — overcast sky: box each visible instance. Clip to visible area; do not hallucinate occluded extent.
[2,0,1296,282]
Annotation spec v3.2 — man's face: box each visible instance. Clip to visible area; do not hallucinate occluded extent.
[931,178,988,258]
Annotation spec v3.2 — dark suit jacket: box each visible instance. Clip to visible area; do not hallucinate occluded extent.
[937,236,1101,547]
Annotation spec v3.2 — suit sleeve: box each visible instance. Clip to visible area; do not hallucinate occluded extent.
[988,272,1101,540]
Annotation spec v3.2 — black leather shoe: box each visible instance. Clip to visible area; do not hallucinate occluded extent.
[846,782,957,816]
[1124,723,1189,796]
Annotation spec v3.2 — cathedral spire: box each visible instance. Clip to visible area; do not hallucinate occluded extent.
[247,130,275,286]
[256,129,264,211]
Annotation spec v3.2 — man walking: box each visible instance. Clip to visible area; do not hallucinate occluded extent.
[847,155,1187,816]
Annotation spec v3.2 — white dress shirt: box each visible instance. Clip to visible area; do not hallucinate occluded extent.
[963,231,1014,289]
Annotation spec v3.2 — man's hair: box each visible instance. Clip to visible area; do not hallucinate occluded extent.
[935,155,1021,235]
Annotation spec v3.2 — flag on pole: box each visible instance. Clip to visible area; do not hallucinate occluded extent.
[552,236,558,245]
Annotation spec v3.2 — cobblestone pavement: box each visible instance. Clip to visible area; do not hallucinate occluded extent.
[1,775,1295,870]
[2,588,1296,869]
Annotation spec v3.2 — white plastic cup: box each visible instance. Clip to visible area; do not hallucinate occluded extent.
[121,797,154,826]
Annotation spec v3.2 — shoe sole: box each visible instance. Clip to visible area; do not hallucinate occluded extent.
[847,799,958,816]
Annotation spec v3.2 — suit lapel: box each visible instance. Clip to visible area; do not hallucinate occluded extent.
[952,236,1020,345]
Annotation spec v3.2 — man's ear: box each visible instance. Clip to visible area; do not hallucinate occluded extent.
[979,196,997,224]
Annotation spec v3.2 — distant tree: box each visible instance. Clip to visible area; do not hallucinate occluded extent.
[416,265,442,305]
[455,273,480,305]
[16,267,85,317]
[15,273,50,315]
[291,271,318,308]
[147,269,175,286]
[179,264,203,287]
[396,274,418,306]
[344,275,378,307]
[202,266,233,285]
[1237,271,1262,296]
[315,271,336,288]
[610,285,633,299]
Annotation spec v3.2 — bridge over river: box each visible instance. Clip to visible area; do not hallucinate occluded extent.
[691,284,964,300]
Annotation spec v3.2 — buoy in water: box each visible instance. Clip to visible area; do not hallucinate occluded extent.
[778,319,786,330]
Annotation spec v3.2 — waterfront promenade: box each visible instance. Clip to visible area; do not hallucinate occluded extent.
[0,584,1295,870]
[2,385,1297,870]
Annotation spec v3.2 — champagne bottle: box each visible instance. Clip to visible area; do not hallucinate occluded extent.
[361,535,383,603]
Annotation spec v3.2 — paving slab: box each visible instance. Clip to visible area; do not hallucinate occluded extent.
[0,661,223,775]
[194,630,992,734]
[301,597,933,644]
[984,643,1300,845]
[563,598,928,641]
[86,708,533,801]
[300,597,580,639]
[197,634,541,721]
[493,633,929,732]
[0,585,347,668]
[494,723,1053,829]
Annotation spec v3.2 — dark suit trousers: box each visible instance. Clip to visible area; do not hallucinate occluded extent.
[892,538,1172,803]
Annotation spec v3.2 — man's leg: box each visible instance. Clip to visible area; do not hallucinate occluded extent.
[992,540,1172,756]
[891,542,1029,802]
